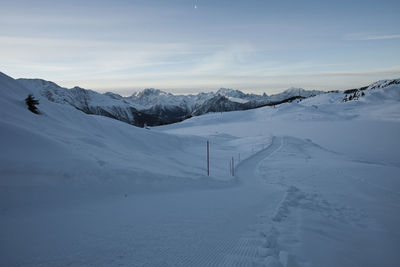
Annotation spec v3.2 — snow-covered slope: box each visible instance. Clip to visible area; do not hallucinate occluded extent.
[0,72,224,189]
[16,78,144,126]
[342,78,400,102]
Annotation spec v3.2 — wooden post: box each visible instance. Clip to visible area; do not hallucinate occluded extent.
[232,157,235,176]
[207,140,209,176]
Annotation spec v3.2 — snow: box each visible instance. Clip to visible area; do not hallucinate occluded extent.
[227,96,249,104]
[1,71,400,266]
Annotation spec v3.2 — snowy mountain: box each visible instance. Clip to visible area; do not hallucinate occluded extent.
[16,77,324,127]
[342,78,400,102]
[14,74,400,128]
[270,87,322,101]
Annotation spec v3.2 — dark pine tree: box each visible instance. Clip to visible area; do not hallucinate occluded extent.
[25,94,40,114]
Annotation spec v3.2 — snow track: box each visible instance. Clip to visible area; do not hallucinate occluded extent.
[216,137,286,266]
[0,137,286,267]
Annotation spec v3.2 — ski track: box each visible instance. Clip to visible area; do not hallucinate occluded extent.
[216,137,286,267]
[1,137,287,267]
[220,136,298,267]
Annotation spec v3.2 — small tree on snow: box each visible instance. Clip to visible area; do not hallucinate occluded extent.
[25,94,40,114]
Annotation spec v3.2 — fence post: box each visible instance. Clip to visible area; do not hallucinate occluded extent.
[232,157,235,176]
[207,140,210,176]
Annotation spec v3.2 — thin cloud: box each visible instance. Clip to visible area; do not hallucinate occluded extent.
[0,35,198,80]
[193,44,254,73]
[345,33,400,41]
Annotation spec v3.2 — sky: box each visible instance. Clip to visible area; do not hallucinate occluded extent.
[1,0,400,95]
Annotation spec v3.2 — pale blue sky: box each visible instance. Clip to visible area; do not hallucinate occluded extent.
[1,0,399,94]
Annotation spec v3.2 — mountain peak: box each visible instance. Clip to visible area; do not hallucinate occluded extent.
[132,88,169,98]
[17,78,61,89]
[216,88,246,98]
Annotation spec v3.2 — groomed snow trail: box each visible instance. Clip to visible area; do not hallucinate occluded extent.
[0,137,286,267]
[215,136,285,266]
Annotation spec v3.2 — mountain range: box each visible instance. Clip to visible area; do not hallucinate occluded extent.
[1,73,397,127]
[15,77,324,127]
